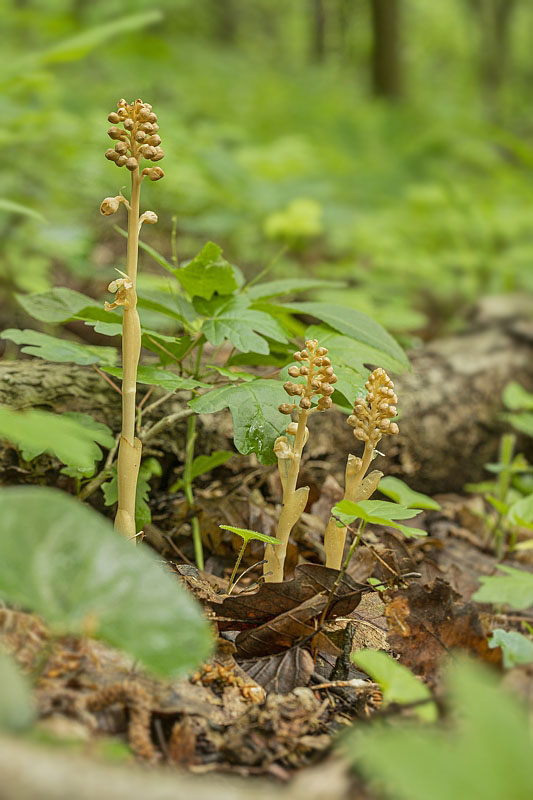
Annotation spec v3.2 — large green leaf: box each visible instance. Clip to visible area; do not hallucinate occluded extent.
[352,649,436,722]
[137,290,197,325]
[1,329,117,367]
[0,407,112,472]
[473,565,533,610]
[189,380,286,464]
[102,365,209,392]
[0,649,35,733]
[201,296,288,354]
[343,659,533,800]
[176,242,240,299]
[21,412,114,479]
[0,487,213,678]
[283,303,408,370]
[15,288,96,323]
[378,476,441,510]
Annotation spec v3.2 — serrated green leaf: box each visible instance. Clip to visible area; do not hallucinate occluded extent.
[0,649,35,733]
[219,525,280,545]
[489,629,533,668]
[15,288,96,323]
[283,303,408,370]
[503,382,533,412]
[101,365,209,392]
[0,407,112,472]
[189,380,286,464]
[176,242,240,299]
[201,296,288,355]
[246,278,346,300]
[41,413,113,479]
[378,477,441,510]
[1,329,117,367]
[474,566,533,610]
[352,649,436,722]
[342,658,533,800]
[0,487,212,677]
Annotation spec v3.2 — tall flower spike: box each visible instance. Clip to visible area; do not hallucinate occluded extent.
[347,368,399,447]
[264,340,335,582]
[100,100,163,543]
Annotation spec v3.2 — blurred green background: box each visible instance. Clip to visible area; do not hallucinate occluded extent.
[2,0,533,344]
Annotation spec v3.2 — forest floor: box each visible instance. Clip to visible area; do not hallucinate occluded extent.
[2,449,533,799]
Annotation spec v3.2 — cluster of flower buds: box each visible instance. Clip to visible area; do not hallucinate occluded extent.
[104,99,164,180]
[347,367,399,446]
[279,339,337,415]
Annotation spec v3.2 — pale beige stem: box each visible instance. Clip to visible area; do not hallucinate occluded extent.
[115,169,142,540]
[264,409,310,582]
[324,443,383,569]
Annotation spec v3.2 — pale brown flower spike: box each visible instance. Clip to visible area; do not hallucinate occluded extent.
[324,367,400,569]
[100,99,164,541]
[264,339,336,582]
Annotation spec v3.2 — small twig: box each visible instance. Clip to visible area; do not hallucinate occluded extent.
[141,407,195,442]
[162,534,195,566]
[92,364,122,396]
[137,385,154,411]
[140,390,174,419]
[311,679,378,691]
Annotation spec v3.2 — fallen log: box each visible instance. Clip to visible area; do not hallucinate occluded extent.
[1,296,532,494]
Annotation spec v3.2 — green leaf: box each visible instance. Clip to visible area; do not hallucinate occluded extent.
[508,494,533,527]
[189,380,286,464]
[207,365,256,382]
[342,658,533,800]
[352,649,436,722]
[474,566,533,610]
[489,629,533,668]
[1,329,117,367]
[201,296,288,355]
[101,366,209,392]
[0,487,212,677]
[0,649,35,733]
[141,331,193,365]
[189,451,234,480]
[503,382,533,412]
[137,290,197,325]
[502,412,533,438]
[102,458,162,530]
[378,477,441,510]
[176,242,240,299]
[15,288,96,323]
[282,303,408,370]
[0,198,45,223]
[334,499,426,538]
[246,278,346,300]
[0,407,112,472]
[24,412,114,479]
[219,525,280,546]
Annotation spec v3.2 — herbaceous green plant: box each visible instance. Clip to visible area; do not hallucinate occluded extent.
[100,98,164,541]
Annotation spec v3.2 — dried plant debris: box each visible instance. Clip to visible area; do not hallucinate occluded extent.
[384,578,502,680]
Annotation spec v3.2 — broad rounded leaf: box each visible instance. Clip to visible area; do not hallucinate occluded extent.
[378,476,441,510]
[15,288,95,323]
[489,629,533,669]
[176,242,240,300]
[474,566,533,610]
[0,487,213,678]
[1,329,117,367]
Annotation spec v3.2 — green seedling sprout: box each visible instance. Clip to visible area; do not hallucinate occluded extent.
[100,98,164,540]
[219,525,280,593]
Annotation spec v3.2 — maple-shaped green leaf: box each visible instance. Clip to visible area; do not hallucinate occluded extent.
[189,380,286,464]
[474,565,533,610]
[342,658,533,800]
[201,295,288,354]
[176,242,240,299]
[1,329,117,367]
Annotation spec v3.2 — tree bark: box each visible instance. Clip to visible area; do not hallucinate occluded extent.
[370,0,402,99]
[1,296,533,495]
